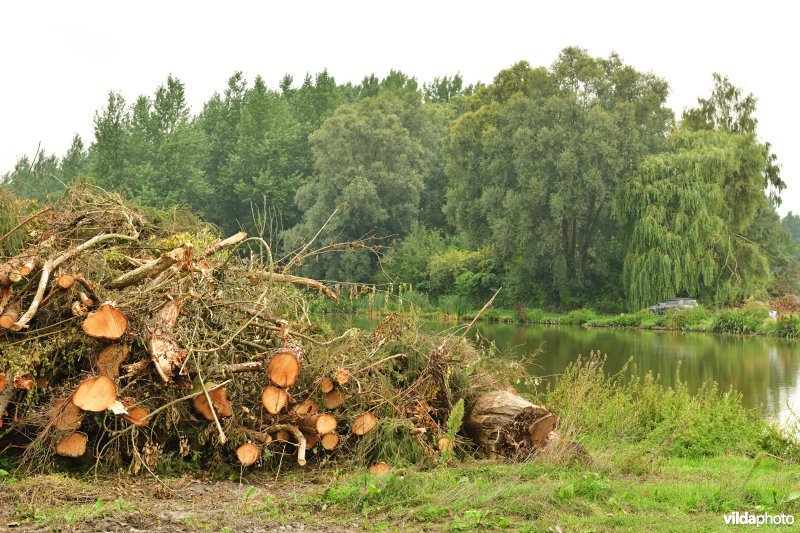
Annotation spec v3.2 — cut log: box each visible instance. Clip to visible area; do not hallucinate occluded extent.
[236,443,261,467]
[437,437,453,452]
[324,390,349,410]
[0,259,24,285]
[464,390,558,457]
[72,376,117,412]
[321,432,339,450]
[304,432,320,448]
[0,301,21,329]
[352,412,378,436]
[96,344,130,379]
[57,274,76,289]
[291,398,318,416]
[319,378,334,393]
[261,386,289,415]
[335,369,351,385]
[18,258,37,277]
[107,243,193,289]
[147,299,190,387]
[0,285,12,315]
[55,431,88,457]
[0,373,6,392]
[82,303,127,341]
[369,462,391,475]
[123,406,150,427]
[193,387,233,420]
[274,429,291,442]
[51,397,84,431]
[268,350,300,388]
[316,414,337,435]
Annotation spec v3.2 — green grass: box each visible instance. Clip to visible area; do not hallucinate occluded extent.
[4,355,800,531]
[9,454,797,531]
[307,452,800,531]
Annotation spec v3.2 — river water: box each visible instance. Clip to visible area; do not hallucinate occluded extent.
[327,315,800,423]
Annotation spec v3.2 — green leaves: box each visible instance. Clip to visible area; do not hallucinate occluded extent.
[619,130,772,309]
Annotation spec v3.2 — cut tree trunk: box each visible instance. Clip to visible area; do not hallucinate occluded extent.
[464,390,558,458]
[261,386,288,415]
[193,387,233,420]
[291,398,318,416]
[321,432,339,450]
[300,413,337,435]
[319,378,334,393]
[72,376,117,412]
[236,442,261,467]
[57,274,76,289]
[82,303,127,340]
[352,412,378,435]
[51,397,84,431]
[267,348,301,388]
[55,431,88,457]
[0,301,21,329]
[324,390,348,409]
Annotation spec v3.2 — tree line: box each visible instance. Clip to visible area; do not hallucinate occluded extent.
[3,48,799,311]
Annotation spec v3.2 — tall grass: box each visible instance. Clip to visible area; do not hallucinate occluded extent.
[545,353,795,459]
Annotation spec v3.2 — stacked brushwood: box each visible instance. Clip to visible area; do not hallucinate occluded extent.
[0,186,561,474]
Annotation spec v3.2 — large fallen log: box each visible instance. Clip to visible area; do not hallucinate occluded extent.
[464,390,558,458]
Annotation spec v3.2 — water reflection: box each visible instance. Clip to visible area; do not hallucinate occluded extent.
[328,316,800,422]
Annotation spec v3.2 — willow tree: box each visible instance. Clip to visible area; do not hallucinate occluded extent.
[618,129,771,309]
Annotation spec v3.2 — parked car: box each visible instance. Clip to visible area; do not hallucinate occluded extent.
[646,298,698,314]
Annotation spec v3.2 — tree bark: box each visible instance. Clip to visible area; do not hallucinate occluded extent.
[464,390,558,458]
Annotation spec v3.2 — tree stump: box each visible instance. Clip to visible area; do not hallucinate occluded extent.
[464,390,558,458]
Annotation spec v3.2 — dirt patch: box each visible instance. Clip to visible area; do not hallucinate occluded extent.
[1,475,359,532]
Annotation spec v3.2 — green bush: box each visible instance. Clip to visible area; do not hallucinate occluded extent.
[546,354,772,458]
[559,309,598,325]
[711,308,768,334]
[665,306,712,330]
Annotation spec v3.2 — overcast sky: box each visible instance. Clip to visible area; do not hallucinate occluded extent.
[1,0,797,214]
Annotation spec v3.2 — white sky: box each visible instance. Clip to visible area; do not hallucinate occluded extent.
[1,0,797,214]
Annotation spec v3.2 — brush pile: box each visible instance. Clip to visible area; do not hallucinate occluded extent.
[0,186,560,474]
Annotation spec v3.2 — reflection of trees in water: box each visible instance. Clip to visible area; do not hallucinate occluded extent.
[473,323,800,417]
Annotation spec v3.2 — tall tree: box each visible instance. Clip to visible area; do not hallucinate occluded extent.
[444,48,672,306]
[618,130,771,308]
[682,73,784,205]
[286,92,433,281]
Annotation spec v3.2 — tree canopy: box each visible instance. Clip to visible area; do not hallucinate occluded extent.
[1,50,795,311]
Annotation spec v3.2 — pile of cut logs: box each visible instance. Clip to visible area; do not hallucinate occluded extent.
[0,187,561,474]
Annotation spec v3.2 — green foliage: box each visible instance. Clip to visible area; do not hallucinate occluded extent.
[381,226,445,291]
[444,48,672,306]
[3,55,791,312]
[547,354,765,457]
[710,308,768,334]
[618,130,772,310]
[558,308,598,325]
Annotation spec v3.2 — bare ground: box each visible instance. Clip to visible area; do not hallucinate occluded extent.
[0,474,360,532]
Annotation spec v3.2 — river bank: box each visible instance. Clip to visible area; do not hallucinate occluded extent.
[321,302,800,338]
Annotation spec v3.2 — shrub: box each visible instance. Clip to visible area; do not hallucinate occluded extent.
[546,353,772,458]
[559,309,598,325]
[711,308,768,334]
[665,306,712,330]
